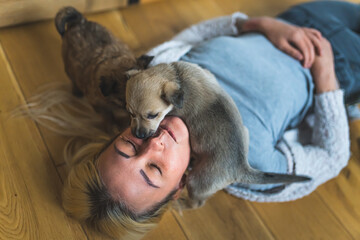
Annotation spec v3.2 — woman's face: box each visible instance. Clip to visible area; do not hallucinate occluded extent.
[98,116,190,213]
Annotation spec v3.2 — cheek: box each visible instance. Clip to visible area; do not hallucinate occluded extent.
[165,143,190,172]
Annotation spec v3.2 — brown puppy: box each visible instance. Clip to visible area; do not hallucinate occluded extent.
[55,7,153,128]
[126,61,311,209]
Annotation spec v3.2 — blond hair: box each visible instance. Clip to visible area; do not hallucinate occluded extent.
[16,83,174,239]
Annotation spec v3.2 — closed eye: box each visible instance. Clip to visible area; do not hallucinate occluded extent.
[147,113,158,119]
[119,136,137,153]
[126,140,137,153]
[150,163,162,175]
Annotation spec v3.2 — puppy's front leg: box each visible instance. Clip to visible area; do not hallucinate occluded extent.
[184,158,234,209]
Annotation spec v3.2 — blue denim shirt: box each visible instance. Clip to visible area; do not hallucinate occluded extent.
[181,34,314,190]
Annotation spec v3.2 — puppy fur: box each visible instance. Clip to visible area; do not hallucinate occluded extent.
[126,61,311,209]
[55,7,153,128]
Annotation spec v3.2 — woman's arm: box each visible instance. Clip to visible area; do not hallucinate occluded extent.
[241,17,322,68]
[148,13,323,67]
[291,38,348,174]
[172,12,248,44]
[280,38,349,200]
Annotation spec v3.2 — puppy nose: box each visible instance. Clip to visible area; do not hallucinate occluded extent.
[134,127,152,139]
[131,128,144,139]
[135,131,146,139]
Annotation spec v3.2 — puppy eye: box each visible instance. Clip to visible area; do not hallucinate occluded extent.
[147,113,158,119]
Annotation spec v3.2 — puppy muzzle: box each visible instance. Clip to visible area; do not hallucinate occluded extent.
[132,127,155,139]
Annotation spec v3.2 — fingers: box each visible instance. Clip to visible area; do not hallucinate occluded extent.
[303,34,314,68]
[279,40,303,61]
[304,28,323,56]
[269,24,324,68]
[307,28,322,40]
[290,30,313,68]
[292,28,323,68]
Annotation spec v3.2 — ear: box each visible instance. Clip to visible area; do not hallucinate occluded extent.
[162,81,184,109]
[99,76,118,97]
[136,55,154,69]
[125,69,141,80]
[173,174,187,200]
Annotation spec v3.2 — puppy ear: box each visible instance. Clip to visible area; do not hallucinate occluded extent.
[125,69,141,80]
[99,76,118,97]
[136,55,154,69]
[162,81,184,108]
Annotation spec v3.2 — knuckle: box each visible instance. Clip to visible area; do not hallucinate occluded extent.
[322,38,330,46]
[292,31,301,39]
[278,45,286,51]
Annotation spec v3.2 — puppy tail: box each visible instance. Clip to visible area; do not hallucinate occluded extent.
[55,7,84,37]
[238,167,311,185]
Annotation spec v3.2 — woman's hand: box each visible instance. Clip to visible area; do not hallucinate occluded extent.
[240,17,322,68]
[310,37,339,94]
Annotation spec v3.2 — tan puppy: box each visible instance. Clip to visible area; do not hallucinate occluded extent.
[55,7,153,127]
[126,61,311,209]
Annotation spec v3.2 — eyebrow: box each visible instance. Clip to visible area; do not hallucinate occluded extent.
[140,170,160,188]
[114,144,130,158]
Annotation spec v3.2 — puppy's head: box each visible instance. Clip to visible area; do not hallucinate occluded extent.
[126,64,184,139]
[98,55,154,109]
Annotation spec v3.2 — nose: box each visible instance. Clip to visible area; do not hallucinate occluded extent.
[148,131,165,151]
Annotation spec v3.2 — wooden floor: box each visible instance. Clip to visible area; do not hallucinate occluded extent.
[0,0,359,239]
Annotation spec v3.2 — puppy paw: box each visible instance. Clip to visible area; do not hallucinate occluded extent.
[189,199,205,209]
[175,197,205,210]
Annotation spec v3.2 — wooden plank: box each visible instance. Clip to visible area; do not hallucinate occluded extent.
[0,20,74,166]
[172,191,274,240]
[212,0,312,17]
[314,120,360,239]
[316,159,360,239]
[167,0,204,28]
[120,0,234,53]
[0,0,127,28]
[185,0,224,20]
[143,211,188,240]
[86,10,141,51]
[250,192,353,240]
[0,43,87,239]
[141,0,165,3]
[121,1,185,54]
[120,0,226,54]
[349,119,360,160]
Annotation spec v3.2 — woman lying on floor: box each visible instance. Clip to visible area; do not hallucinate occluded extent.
[25,1,358,239]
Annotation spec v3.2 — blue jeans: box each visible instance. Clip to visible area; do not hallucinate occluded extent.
[278,0,360,104]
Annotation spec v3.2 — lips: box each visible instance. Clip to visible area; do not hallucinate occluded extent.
[160,125,177,143]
